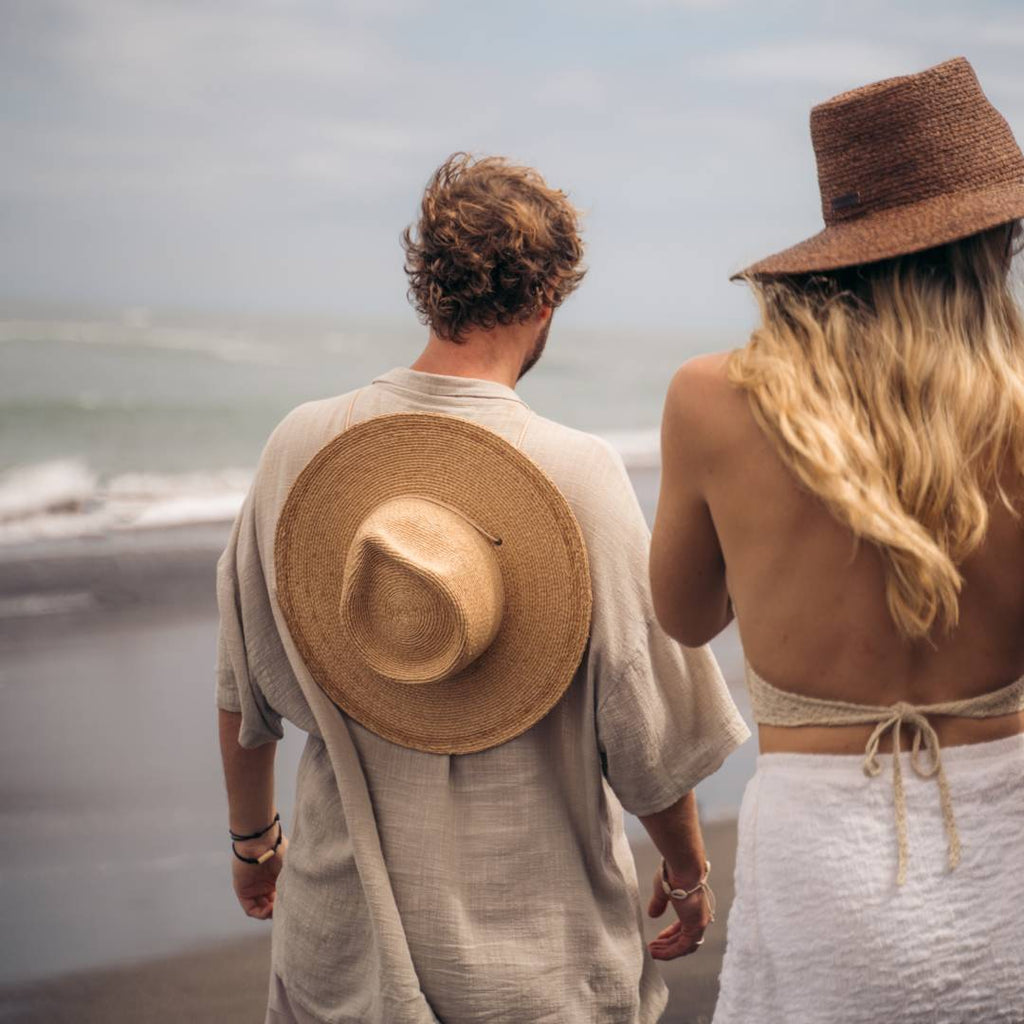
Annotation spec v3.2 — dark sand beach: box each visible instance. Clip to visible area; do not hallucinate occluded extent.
[0,822,737,1024]
[0,468,752,1023]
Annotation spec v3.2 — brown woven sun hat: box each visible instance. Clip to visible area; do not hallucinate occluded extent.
[737,56,1024,279]
[274,412,592,754]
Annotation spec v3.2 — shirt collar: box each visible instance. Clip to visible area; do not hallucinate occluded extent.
[373,366,527,405]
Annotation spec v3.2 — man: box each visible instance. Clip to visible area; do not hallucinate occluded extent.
[217,153,749,1023]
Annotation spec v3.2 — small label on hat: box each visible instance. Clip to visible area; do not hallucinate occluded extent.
[831,191,862,213]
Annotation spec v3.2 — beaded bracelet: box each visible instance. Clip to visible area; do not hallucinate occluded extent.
[229,811,280,843]
[660,858,716,922]
[232,821,284,865]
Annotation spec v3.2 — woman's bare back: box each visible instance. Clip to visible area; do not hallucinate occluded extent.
[650,351,1024,754]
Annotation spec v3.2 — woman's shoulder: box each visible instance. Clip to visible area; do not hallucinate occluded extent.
[664,349,753,454]
[667,350,745,407]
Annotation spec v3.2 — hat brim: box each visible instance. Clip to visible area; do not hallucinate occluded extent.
[274,413,592,755]
[734,181,1024,279]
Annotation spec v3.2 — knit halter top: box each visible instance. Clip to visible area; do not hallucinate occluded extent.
[745,661,1024,885]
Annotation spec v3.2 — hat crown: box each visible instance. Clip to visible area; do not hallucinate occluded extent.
[340,496,504,685]
[811,57,1024,227]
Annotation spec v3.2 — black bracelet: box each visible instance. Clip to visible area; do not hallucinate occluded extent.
[229,811,280,843]
[232,821,284,865]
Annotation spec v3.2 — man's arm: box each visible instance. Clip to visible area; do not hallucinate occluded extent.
[219,708,284,920]
[638,790,713,960]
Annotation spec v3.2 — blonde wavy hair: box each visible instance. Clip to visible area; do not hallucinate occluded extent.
[728,221,1024,639]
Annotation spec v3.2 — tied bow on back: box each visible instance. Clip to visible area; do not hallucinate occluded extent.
[862,703,962,886]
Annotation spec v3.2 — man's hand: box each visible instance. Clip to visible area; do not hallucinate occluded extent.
[231,834,288,920]
[646,863,712,960]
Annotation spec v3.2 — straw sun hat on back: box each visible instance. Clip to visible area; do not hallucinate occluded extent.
[739,56,1024,278]
[274,412,592,755]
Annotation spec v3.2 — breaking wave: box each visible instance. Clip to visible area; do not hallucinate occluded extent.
[0,427,660,547]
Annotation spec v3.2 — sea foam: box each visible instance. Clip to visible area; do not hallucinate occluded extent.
[0,431,659,546]
[0,461,250,545]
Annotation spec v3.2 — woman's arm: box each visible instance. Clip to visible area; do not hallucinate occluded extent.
[650,359,733,647]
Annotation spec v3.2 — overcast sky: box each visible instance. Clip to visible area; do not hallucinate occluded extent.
[3,0,1023,331]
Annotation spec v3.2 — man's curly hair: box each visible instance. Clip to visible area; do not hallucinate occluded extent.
[402,153,586,342]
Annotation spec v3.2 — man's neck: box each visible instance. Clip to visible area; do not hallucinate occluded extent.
[410,328,532,390]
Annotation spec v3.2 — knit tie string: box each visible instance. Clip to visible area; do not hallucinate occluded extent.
[862,703,962,886]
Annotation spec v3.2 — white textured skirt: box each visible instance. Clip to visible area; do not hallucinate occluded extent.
[713,733,1024,1024]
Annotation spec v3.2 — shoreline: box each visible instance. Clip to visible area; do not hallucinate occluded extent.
[0,436,659,551]
[0,521,229,643]
[0,464,752,1019]
[0,463,659,624]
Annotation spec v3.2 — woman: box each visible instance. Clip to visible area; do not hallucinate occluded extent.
[650,58,1024,1022]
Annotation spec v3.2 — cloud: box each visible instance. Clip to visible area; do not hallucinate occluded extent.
[904,9,1024,49]
[695,40,923,88]
[55,0,401,107]
[533,70,609,110]
[0,0,1021,328]
[630,0,730,8]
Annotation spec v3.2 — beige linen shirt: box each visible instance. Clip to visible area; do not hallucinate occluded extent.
[216,367,749,1024]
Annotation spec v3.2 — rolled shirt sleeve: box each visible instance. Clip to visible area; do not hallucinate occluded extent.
[573,439,749,818]
[214,405,344,749]
[214,494,286,748]
[597,623,749,817]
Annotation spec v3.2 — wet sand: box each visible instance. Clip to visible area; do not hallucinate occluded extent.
[0,467,752,1022]
[0,821,737,1024]
[0,524,303,990]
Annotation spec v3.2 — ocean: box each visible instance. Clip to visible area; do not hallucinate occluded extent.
[0,309,757,984]
[0,309,727,544]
